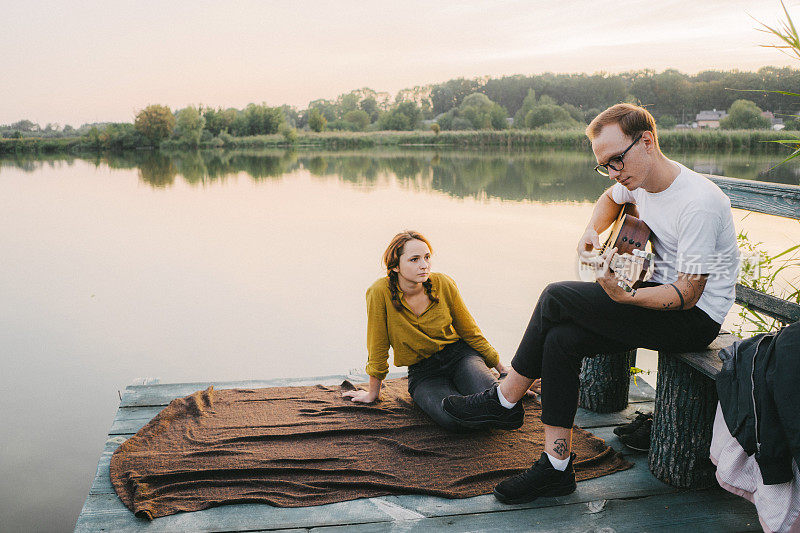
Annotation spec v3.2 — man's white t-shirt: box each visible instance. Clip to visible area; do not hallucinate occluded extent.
[610,161,739,324]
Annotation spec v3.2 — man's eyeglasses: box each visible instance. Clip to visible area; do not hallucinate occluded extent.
[594,134,642,176]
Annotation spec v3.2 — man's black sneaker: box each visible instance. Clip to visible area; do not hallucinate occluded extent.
[493,452,577,504]
[441,385,524,430]
[617,416,653,451]
[613,411,653,436]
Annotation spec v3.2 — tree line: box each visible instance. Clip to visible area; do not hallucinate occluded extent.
[2,67,799,149]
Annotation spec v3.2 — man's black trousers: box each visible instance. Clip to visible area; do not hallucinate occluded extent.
[510,281,721,428]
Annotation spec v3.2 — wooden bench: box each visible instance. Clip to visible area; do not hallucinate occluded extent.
[581,175,800,489]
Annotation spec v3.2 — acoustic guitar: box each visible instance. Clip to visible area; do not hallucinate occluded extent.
[579,203,654,293]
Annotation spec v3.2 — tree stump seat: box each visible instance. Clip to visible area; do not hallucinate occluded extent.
[649,332,740,489]
[577,333,740,489]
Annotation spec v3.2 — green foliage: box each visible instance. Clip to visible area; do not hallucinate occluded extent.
[307,99,338,122]
[97,123,141,150]
[435,93,508,131]
[418,68,800,128]
[561,103,584,124]
[758,0,800,62]
[11,119,37,132]
[134,104,175,145]
[525,105,575,129]
[458,93,509,130]
[657,114,678,129]
[513,90,537,127]
[235,103,285,136]
[360,97,380,121]
[720,100,772,130]
[755,1,800,166]
[734,231,800,335]
[430,123,440,135]
[784,116,800,130]
[280,124,298,144]
[524,100,582,129]
[343,110,371,131]
[430,78,484,115]
[327,119,360,132]
[175,106,205,147]
[202,107,236,136]
[377,102,421,131]
[309,107,327,132]
[217,131,234,146]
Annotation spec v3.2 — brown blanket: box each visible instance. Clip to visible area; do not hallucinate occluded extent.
[110,378,631,519]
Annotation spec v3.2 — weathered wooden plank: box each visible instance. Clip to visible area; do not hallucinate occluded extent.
[628,375,656,403]
[574,401,654,429]
[668,332,740,379]
[706,174,800,220]
[129,377,160,386]
[88,437,129,495]
[308,489,759,533]
[108,406,162,435]
[119,372,408,407]
[736,283,800,324]
[74,492,392,533]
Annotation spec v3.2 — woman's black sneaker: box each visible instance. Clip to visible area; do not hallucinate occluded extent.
[441,385,524,430]
[617,416,653,451]
[493,452,577,504]
[613,411,653,436]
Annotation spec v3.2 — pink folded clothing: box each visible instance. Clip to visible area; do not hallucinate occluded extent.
[711,402,800,533]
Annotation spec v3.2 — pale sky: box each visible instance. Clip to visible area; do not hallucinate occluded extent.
[2,0,798,126]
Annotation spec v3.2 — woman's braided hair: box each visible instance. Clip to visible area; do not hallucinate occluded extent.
[382,230,439,311]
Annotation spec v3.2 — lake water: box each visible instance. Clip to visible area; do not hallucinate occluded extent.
[2,148,798,531]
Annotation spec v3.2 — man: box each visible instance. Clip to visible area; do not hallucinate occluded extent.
[443,103,739,504]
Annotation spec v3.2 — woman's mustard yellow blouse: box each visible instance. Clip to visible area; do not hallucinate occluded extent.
[365,272,500,379]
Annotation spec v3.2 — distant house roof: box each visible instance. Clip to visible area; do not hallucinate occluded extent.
[696,109,727,121]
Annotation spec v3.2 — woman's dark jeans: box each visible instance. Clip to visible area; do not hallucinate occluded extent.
[407,340,498,431]
[511,281,721,428]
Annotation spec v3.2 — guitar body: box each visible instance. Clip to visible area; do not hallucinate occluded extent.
[603,203,653,288]
[603,203,651,256]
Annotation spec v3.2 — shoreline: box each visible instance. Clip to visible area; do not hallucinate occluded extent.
[2,128,798,155]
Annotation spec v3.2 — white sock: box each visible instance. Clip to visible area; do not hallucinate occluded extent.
[496,387,517,409]
[546,452,570,471]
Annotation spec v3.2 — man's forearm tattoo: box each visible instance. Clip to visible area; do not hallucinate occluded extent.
[553,438,568,456]
[669,283,684,310]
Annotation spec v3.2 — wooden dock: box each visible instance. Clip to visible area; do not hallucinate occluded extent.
[76,374,760,532]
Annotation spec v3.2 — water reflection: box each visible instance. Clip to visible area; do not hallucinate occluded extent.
[2,149,799,200]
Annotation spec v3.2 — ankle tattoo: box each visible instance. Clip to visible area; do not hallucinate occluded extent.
[552,438,567,456]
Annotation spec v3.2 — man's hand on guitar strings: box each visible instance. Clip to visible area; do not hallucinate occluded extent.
[596,247,630,303]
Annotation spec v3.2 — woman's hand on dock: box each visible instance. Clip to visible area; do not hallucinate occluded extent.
[342,389,379,403]
[495,361,510,377]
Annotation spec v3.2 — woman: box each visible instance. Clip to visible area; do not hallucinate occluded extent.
[342,230,520,431]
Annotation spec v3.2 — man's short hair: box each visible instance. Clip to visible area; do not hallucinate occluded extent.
[586,103,659,149]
